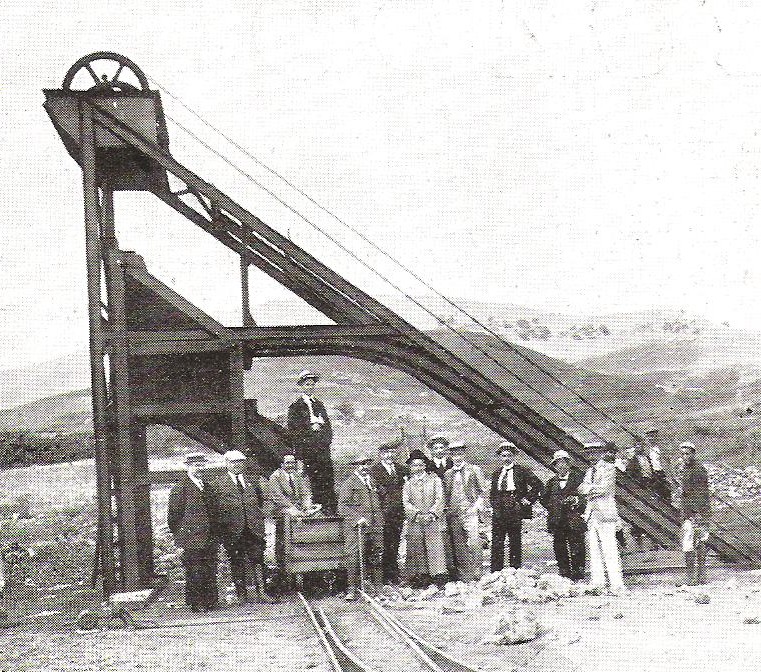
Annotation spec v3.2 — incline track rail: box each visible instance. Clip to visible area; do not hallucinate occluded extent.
[298,592,480,672]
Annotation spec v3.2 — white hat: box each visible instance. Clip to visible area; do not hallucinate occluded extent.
[679,441,696,451]
[551,449,571,463]
[224,449,247,461]
[297,369,319,384]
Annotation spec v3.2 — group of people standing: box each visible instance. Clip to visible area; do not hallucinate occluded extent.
[168,368,713,610]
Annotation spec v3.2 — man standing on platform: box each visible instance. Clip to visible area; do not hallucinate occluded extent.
[207,450,275,604]
[443,442,488,582]
[490,441,543,571]
[541,449,586,581]
[167,451,218,612]
[579,441,627,595]
[337,454,384,601]
[287,370,336,514]
[426,436,452,477]
[676,441,711,586]
[268,453,319,570]
[369,437,407,585]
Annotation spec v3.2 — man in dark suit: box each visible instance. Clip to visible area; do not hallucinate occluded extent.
[541,449,586,581]
[207,450,275,604]
[337,454,384,600]
[167,452,218,612]
[287,370,336,514]
[369,437,407,585]
[490,440,543,571]
[426,436,452,477]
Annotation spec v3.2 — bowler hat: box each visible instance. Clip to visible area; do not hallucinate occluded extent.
[406,449,428,464]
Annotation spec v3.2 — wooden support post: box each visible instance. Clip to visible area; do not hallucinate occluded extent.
[106,250,142,590]
[229,343,247,455]
[240,225,255,327]
[80,102,117,595]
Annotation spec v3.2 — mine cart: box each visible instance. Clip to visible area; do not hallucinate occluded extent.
[283,514,345,584]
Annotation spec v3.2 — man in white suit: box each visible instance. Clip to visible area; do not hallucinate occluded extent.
[578,441,626,594]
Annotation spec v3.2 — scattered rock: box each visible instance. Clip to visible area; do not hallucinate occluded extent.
[444,581,462,597]
[76,610,99,630]
[484,606,540,645]
[743,615,761,624]
[694,593,711,604]
[613,612,624,619]
[587,614,601,620]
[441,600,466,614]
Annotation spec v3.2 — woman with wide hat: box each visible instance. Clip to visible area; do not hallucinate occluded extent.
[402,449,448,588]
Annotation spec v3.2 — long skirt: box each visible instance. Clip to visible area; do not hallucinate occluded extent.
[404,520,447,578]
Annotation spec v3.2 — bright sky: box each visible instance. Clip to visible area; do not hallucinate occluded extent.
[2,1,761,369]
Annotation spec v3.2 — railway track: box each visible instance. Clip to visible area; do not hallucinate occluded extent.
[298,591,478,672]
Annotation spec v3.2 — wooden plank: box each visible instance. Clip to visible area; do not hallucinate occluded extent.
[131,401,229,417]
[233,324,402,340]
[126,329,211,342]
[228,343,247,454]
[130,340,231,356]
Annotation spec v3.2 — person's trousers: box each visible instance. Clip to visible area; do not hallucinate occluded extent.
[448,509,482,581]
[381,515,403,584]
[587,519,625,589]
[303,456,337,514]
[182,545,219,608]
[491,514,522,571]
[345,525,383,590]
[224,528,265,597]
[552,528,586,581]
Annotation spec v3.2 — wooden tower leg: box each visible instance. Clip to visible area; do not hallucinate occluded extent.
[80,103,117,595]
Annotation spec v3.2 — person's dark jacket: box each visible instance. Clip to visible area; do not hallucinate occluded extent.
[540,469,586,534]
[490,463,543,523]
[369,461,407,522]
[287,397,333,460]
[681,458,710,520]
[206,472,266,544]
[427,456,453,478]
[167,475,215,550]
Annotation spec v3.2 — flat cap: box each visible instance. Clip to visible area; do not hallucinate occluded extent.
[183,451,208,464]
[350,453,373,465]
[448,441,467,453]
[223,449,247,461]
[426,435,449,449]
[551,449,571,463]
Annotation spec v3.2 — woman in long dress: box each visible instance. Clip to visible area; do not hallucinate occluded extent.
[402,450,448,588]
